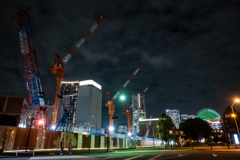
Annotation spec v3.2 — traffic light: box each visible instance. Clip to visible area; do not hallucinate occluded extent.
[187,139,189,142]
[169,130,173,135]
[178,139,181,142]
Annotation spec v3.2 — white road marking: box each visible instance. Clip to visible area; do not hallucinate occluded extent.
[114,150,174,153]
[124,155,144,160]
[30,155,96,159]
[148,154,162,160]
[212,153,218,157]
[158,153,189,159]
[101,157,117,160]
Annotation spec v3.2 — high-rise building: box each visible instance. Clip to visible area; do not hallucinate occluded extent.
[166,109,181,129]
[118,123,127,134]
[58,80,102,132]
[75,80,102,132]
[181,114,196,122]
[132,93,146,133]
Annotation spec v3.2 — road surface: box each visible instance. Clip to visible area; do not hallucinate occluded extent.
[1,149,240,160]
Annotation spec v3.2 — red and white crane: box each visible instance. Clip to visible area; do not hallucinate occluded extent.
[51,15,105,128]
[105,61,145,133]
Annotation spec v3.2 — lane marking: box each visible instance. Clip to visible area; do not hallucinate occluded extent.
[101,157,117,160]
[148,154,162,160]
[158,153,189,159]
[212,153,218,157]
[114,150,175,153]
[124,155,144,160]
[30,155,97,159]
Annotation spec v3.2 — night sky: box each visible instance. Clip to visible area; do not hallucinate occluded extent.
[1,0,240,128]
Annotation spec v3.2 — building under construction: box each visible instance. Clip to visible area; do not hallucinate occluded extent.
[57,80,102,132]
[131,93,146,134]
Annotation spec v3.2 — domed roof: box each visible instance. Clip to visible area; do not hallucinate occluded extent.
[196,108,221,121]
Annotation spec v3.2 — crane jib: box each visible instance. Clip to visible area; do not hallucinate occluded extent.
[133,68,140,75]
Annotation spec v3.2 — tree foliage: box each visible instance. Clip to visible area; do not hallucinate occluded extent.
[180,118,212,141]
[156,113,175,142]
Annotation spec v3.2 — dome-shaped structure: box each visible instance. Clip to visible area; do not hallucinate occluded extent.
[196,108,220,122]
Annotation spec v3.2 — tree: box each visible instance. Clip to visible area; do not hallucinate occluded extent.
[156,113,175,143]
[222,106,240,134]
[180,118,212,141]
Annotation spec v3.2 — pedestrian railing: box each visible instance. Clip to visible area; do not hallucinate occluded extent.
[4,146,35,156]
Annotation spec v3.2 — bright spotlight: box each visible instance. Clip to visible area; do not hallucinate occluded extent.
[109,126,114,131]
[236,99,240,102]
[127,132,132,136]
[51,125,56,130]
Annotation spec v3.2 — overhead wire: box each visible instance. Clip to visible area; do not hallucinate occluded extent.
[29,13,57,94]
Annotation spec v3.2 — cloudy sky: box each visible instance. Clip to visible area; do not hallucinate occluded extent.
[1,0,240,128]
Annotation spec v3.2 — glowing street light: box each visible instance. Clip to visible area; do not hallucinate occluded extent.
[230,98,240,147]
[120,95,125,101]
[127,132,132,136]
[38,120,44,125]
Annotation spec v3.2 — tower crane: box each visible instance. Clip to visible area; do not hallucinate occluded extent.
[105,61,145,133]
[51,16,105,128]
[11,6,47,126]
[122,103,131,136]
[121,82,152,136]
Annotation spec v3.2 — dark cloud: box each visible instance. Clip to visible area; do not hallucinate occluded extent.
[1,0,240,128]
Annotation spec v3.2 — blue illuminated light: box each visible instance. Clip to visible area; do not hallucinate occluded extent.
[233,134,239,144]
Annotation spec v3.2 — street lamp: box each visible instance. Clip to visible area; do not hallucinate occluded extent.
[153,126,159,147]
[230,99,240,146]
[120,95,125,101]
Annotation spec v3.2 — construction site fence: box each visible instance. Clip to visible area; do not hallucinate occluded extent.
[0,125,162,151]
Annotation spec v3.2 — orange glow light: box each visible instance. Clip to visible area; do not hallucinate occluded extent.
[38,120,43,125]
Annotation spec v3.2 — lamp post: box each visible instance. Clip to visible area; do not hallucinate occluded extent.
[230,99,240,146]
[152,126,159,147]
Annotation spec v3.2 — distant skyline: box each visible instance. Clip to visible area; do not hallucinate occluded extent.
[1,0,240,128]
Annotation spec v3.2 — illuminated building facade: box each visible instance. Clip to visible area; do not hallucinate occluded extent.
[181,114,196,122]
[196,108,222,132]
[74,80,102,132]
[166,109,181,129]
[58,81,80,131]
[58,80,102,132]
[131,93,146,133]
[118,123,127,134]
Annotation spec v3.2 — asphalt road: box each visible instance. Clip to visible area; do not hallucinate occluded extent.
[2,149,240,160]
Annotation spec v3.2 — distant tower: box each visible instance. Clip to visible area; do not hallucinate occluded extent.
[132,93,146,133]
[166,109,181,129]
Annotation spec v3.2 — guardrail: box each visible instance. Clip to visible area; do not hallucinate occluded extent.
[4,146,35,156]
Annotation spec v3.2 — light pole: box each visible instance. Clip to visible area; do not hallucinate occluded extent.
[230,99,240,146]
[152,126,159,147]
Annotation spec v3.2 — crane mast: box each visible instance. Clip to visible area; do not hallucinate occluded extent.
[12,6,45,110]
[51,16,105,128]
[106,61,145,133]
[122,104,131,135]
